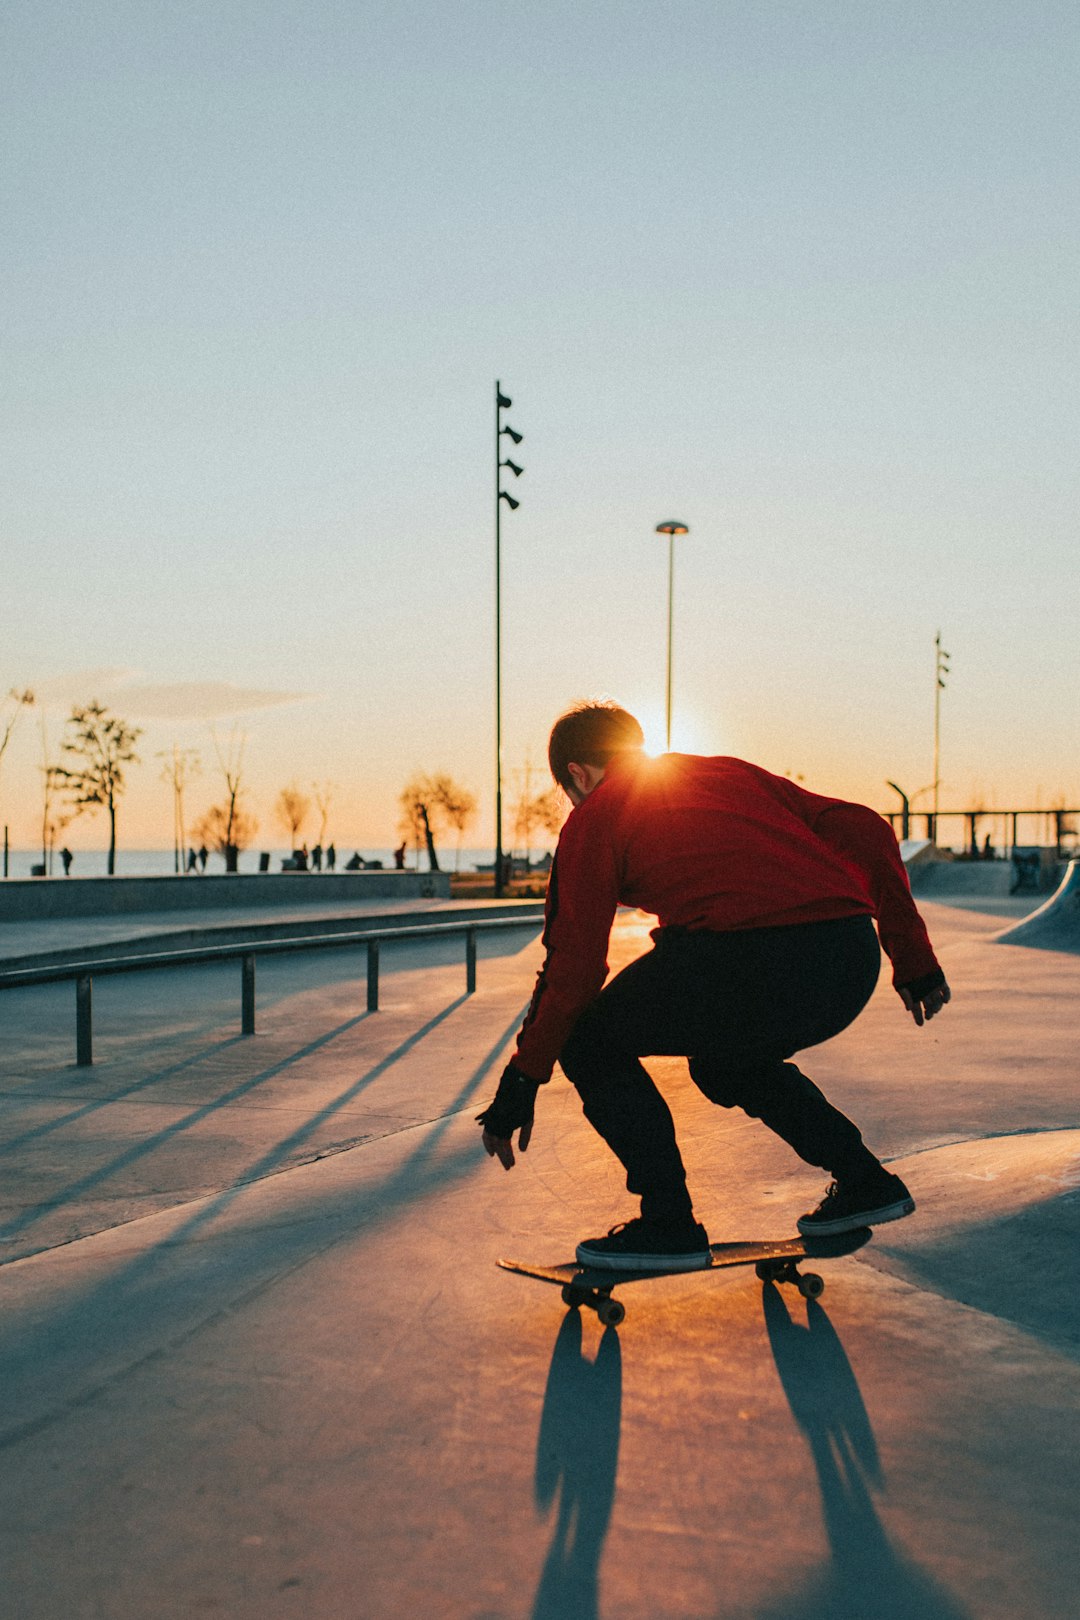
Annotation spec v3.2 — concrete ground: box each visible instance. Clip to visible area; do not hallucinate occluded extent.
[1,891,1079,1618]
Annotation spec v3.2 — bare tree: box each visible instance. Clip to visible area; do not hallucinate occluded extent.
[158,745,201,873]
[400,775,441,871]
[0,687,34,770]
[312,779,335,846]
[208,727,252,873]
[52,702,142,875]
[275,782,312,846]
[399,773,477,873]
[512,757,565,869]
[191,801,259,866]
[39,715,70,874]
[0,688,34,853]
[433,775,477,872]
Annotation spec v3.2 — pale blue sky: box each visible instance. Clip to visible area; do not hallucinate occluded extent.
[3,2,1078,850]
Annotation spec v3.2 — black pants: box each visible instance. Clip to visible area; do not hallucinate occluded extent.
[558,916,882,1224]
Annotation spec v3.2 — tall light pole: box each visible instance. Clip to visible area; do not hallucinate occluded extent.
[655,521,689,751]
[933,630,950,843]
[495,382,523,897]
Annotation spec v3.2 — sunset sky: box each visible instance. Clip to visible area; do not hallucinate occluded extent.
[3,2,1078,857]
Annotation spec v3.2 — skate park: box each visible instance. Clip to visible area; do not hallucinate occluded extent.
[1,859,1079,1620]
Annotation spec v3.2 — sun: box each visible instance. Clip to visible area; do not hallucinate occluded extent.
[635,703,719,758]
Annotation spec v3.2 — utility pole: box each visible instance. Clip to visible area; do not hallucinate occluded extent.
[933,630,950,843]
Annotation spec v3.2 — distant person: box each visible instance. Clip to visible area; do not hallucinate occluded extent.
[60,847,73,876]
[311,843,323,871]
[186,847,198,874]
[345,851,363,871]
[394,842,407,870]
[477,701,950,1272]
[982,834,995,861]
[326,843,336,871]
[197,844,208,874]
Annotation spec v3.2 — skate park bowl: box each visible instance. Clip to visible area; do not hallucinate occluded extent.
[995,858,1080,952]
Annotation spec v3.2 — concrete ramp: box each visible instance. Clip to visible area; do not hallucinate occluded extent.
[870,1130,1080,1355]
[996,859,1080,952]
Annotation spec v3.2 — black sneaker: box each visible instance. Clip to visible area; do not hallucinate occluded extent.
[575,1216,711,1272]
[797,1170,915,1237]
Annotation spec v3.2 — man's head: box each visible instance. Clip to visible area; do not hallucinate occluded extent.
[548,701,645,804]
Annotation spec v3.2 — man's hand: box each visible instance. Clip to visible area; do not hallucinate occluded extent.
[899,977,951,1027]
[482,1119,533,1171]
[476,1062,542,1172]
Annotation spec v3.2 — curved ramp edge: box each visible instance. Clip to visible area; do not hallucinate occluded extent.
[995,859,1080,952]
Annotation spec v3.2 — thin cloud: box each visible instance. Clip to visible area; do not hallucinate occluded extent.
[31,671,314,719]
[98,682,316,720]
[31,668,140,708]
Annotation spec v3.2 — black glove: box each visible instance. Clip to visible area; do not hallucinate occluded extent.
[898,967,947,1002]
[476,1061,541,1138]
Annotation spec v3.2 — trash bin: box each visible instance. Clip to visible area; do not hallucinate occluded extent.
[30,864,46,877]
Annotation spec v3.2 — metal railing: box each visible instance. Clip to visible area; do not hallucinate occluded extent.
[0,916,542,1068]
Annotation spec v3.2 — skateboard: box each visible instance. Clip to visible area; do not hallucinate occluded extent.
[498,1227,872,1326]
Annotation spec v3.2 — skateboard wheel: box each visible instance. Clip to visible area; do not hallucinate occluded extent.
[798,1272,825,1300]
[561,1284,586,1308]
[597,1299,625,1328]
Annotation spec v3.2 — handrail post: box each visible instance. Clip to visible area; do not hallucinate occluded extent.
[241,954,256,1035]
[466,926,477,994]
[76,974,93,1067]
[367,939,380,1011]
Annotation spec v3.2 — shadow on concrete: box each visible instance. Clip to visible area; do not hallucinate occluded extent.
[0,1033,252,1159]
[531,1311,622,1620]
[0,1002,529,1450]
[872,1194,1080,1361]
[0,1006,379,1249]
[755,1286,970,1620]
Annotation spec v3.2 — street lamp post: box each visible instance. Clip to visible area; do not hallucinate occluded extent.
[655,521,689,751]
[494,382,523,897]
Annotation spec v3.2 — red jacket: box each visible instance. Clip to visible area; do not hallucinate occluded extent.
[513,752,941,1081]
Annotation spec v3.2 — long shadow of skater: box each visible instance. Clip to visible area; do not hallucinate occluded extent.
[756,1286,971,1620]
[532,1311,622,1620]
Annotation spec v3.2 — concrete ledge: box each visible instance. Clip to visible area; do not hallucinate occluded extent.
[0,870,451,921]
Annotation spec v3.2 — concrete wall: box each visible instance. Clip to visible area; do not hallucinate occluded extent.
[0,870,451,921]
[906,853,1063,898]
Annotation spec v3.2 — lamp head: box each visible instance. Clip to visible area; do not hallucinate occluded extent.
[499,490,519,510]
[655,521,689,536]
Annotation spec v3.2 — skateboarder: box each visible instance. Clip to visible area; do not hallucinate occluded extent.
[478,701,950,1272]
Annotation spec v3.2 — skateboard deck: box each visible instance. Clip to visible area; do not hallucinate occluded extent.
[498,1228,872,1326]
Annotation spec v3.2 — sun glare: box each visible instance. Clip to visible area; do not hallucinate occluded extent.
[636,703,720,758]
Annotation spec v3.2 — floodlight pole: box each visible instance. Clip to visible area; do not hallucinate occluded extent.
[495,388,504,896]
[494,383,523,897]
[933,630,950,843]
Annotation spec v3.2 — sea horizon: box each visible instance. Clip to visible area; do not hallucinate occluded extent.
[0,844,556,881]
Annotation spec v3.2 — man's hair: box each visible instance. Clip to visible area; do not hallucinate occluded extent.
[548,701,645,794]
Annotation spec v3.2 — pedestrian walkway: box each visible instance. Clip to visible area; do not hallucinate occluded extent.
[0,893,545,971]
[1,894,1078,1618]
